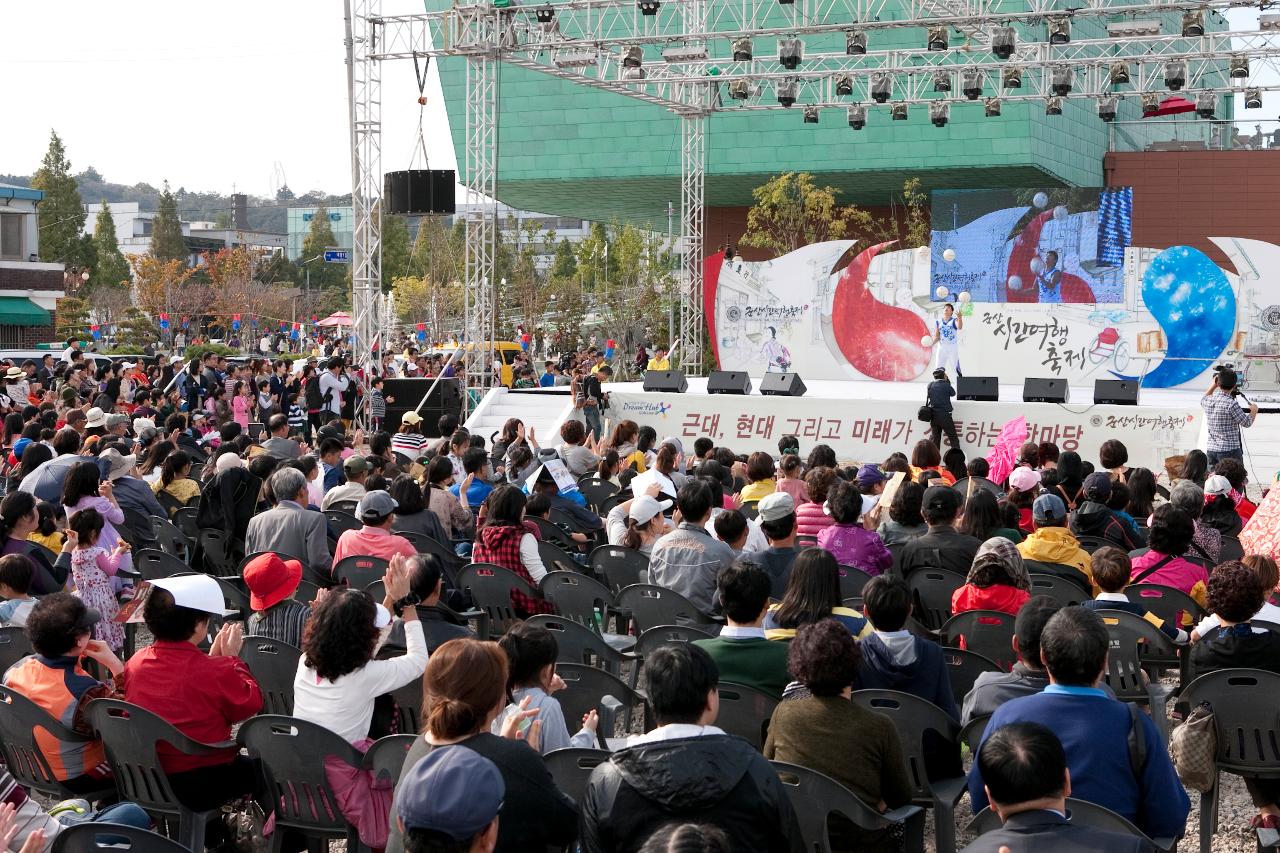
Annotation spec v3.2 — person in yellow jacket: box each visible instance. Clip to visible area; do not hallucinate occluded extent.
[1016,493,1095,592]
[646,347,671,371]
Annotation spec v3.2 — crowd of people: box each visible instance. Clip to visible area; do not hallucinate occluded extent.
[0,342,1278,852]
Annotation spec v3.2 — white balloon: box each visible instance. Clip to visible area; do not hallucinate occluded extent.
[916,245,931,258]
[958,291,971,303]
[942,248,956,262]
[1032,192,1049,208]
[1053,205,1068,222]
[1029,257,1044,274]
[1008,275,1023,291]
[920,335,933,348]
[935,286,949,298]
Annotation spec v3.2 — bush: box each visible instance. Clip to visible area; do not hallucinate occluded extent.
[183,343,238,362]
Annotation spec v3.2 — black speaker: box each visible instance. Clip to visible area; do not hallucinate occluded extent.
[707,370,752,395]
[642,370,688,393]
[383,169,457,215]
[1094,379,1139,406]
[759,372,807,397]
[382,377,463,435]
[1023,377,1069,404]
[957,376,999,402]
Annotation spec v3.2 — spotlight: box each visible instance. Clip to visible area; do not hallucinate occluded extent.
[848,104,867,129]
[732,37,753,61]
[728,79,752,100]
[776,77,799,107]
[535,4,555,24]
[554,48,598,68]
[1048,16,1071,44]
[1051,65,1073,96]
[1164,59,1186,91]
[871,72,891,103]
[1002,65,1022,89]
[803,106,819,123]
[984,96,1002,117]
[1045,96,1063,116]
[1246,87,1263,109]
[1110,61,1131,85]
[991,26,1016,60]
[928,26,949,51]
[622,65,646,80]
[1230,54,1249,79]
[962,69,983,100]
[1196,92,1217,117]
[1107,19,1160,36]
[846,29,867,55]
[622,44,643,68]
[933,70,952,92]
[1182,10,1205,36]
[892,103,909,120]
[1141,92,1160,116]
[778,0,794,5]
[778,37,802,70]
[835,74,854,96]
[1098,96,1118,121]
[638,0,660,15]
[930,102,950,127]
[662,44,707,62]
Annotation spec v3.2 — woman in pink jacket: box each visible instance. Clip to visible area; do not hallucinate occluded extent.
[1130,504,1210,622]
[795,467,839,538]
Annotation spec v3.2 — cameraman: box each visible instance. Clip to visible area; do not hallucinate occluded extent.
[927,367,959,449]
[1201,366,1258,466]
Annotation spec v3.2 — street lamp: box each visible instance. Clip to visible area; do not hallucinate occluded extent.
[299,254,323,327]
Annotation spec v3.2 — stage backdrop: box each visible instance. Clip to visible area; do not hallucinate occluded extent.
[610,391,1200,472]
[708,190,1280,392]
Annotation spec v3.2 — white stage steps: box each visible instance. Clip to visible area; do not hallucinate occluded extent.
[465,387,575,450]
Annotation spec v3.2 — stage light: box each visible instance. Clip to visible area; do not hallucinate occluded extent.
[1182,10,1205,36]
[846,29,867,55]
[555,48,598,68]
[927,26,949,51]
[1196,92,1217,117]
[622,44,643,68]
[728,79,752,100]
[732,37,753,61]
[871,72,891,103]
[1230,54,1249,78]
[1048,16,1071,44]
[991,26,1016,60]
[930,102,950,127]
[1246,87,1263,109]
[848,104,867,129]
[985,96,1002,117]
[933,70,952,92]
[662,44,707,62]
[638,0,660,15]
[1107,19,1160,36]
[535,4,555,24]
[778,37,802,70]
[803,106,819,123]
[1045,96,1063,116]
[1002,66,1022,89]
[776,77,799,107]
[1110,62,1131,85]
[1142,92,1160,115]
[962,69,983,100]
[835,74,853,96]
[1164,60,1187,90]
[1098,96,1118,122]
[621,65,646,80]
[1051,65,1073,96]
[891,103,908,120]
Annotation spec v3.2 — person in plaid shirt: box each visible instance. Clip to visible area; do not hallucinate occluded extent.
[366,375,391,433]
[1201,367,1258,466]
[471,484,554,616]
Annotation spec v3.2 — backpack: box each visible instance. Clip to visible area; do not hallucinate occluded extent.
[304,375,323,410]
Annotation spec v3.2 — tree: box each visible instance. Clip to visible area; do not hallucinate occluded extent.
[392,274,462,342]
[88,202,131,293]
[740,172,861,256]
[213,211,233,229]
[202,248,294,333]
[151,181,188,264]
[298,206,345,290]
[575,223,610,291]
[381,213,411,291]
[55,297,90,342]
[114,308,160,349]
[131,254,198,319]
[30,130,86,264]
[407,216,464,285]
[551,238,577,279]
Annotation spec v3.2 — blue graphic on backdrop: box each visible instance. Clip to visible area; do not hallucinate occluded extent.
[1115,246,1234,388]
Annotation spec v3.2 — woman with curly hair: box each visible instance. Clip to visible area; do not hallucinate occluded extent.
[763,619,912,853]
[951,537,1032,616]
[291,555,428,744]
[795,466,839,538]
[1191,555,1280,641]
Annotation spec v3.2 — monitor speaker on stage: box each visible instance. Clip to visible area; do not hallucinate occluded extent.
[957,376,999,402]
[1094,379,1139,406]
[707,370,752,395]
[760,372,807,397]
[643,370,688,393]
[382,378,463,436]
[384,170,457,215]
[1023,377,1069,404]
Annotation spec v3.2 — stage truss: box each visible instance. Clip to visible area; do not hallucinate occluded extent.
[349,0,1280,392]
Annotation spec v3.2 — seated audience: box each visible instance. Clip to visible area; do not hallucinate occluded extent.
[492,622,597,753]
[951,537,1032,617]
[426,456,473,542]
[744,492,800,598]
[332,491,418,567]
[775,454,809,504]
[1129,504,1209,613]
[151,450,200,513]
[605,489,672,554]
[694,562,791,697]
[1168,480,1221,564]
[246,466,330,573]
[1016,494,1093,590]
[0,553,38,626]
[321,455,370,510]
[962,596,1072,723]
[472,485,554,616]
[1005,467,1041,535]
[1212,457,1257,522]
[384,554,476,653]
[1070,472,1141,550]
[795,467,839,538]
[394,746,505,853]
[243,551,313,649]
[388,473,449,544]
[856,575,958,718]
[764,547,869,641]
[1202,475,1246,538]
[1081,547,1187,643]
[449,448,495,507]
[899,485,981,578]
[736,452,777,503]
[647,480,735,618]
[910,439,956,485]
[876,480,928,546]
[529,467,604,533]
[817,481,892,576]
[711,508,751,554]
[1192,554,1280,640]
[958,488,1023,544]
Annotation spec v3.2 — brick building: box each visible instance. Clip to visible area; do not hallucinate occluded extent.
[0,184,64,347]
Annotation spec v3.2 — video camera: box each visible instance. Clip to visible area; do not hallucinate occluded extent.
[1213,363,1242,396]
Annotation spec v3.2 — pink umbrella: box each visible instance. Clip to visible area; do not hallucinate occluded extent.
[986,415,1028,486]
[317,311,352,327]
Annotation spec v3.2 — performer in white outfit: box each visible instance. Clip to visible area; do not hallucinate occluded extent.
[931,302,963,377]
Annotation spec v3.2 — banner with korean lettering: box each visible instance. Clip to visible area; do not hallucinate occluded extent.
[608,392,1200,472]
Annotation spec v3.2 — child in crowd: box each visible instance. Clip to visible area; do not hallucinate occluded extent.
[493,622,598,753]
[1082,546,1187,644]
[232,381,251,431]
[775,454,809,504]
[28,501,65,553]
[68,509,132,652]
[256,379,275,421]
[367,375,389,433]
[526,493,591,550]
[713,508,751,554]
[0,554,38,627]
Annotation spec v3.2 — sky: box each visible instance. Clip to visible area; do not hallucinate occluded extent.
[3,0,455,198]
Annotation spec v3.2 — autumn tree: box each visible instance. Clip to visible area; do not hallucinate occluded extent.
[741,172,858,256]
[381,212,411,291]
[114,308,160,349]
[30,130,86,265]
[89,202,131,293]
[391,275,462,342]
[151,182,188,263]
[131,255,198,318]
[202,247,294,332]
[55,297,90,342]
[407,216,464,285]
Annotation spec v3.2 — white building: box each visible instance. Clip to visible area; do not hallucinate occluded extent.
[0,183,65,347]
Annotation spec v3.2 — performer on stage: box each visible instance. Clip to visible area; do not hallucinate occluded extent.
[931,303,963,377]
[1036,250,1064,303]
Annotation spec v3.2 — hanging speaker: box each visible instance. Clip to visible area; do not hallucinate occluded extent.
[707,370,752,395]
[759,372,807,397]
[384,170,457,215]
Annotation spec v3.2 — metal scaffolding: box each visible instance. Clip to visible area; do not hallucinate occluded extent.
[463,48,500,407]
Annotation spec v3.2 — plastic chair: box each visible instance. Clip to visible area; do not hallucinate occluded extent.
[51,823,191,853]
[0,626,33,673]
[958,712,991,755]
[837,565,874,600]
[576,477,619,512]
[213,575,251,619]
[1181,668,1280,853]
[523,615,637,678]
[237,715,370,852]
[630,624,717,691]
[171,507,199,543]
[150,515,191,561]
[545,748,610,805]
[457,563,541,636]
[940,610,1018,672]
[0,684,114,801]
[119,507,159,550]
[238,637,302,716]
[329,499,359,514]
[365,733,417,785]
[941,648,1002,710]
[529,516,579,551]
[237,549,330,590]
[1022,559,1092,594]
[589,545,650,595]
[951,477,1005,500]
[550,507,590,534]
[1073,534,1113,554]
[398,531,464,587]
[740,501,759,520]
[86,699,236,851]
[615,583,721,635]
[886,542,907,578]
[555,663,644,744]
[1092,609,1178,743]
[773,761,926,853]
[1028,572,1087,607]
[538,539,583,575]
[967,798,1176,852]
[716,682,778,750]
[383,676,423,734]
[539,571,634,651]
[323,509,362,538]
[155,490,185,520]
[198,529,239,577]
[1125,583,1207,632]
[333,555,390,590]
[850,689,967,853]
[906,568,965,631]
[795,534,819,549]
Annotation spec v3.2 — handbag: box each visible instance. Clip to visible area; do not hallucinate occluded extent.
[1171,700,1217,792]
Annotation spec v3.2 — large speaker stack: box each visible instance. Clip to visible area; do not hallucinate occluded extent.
[381,378,463,435]
[384,170,457,215]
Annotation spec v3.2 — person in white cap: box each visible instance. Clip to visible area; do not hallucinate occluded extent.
[5,366,29,403]
[605,486,673,554]
[745,491,803,598]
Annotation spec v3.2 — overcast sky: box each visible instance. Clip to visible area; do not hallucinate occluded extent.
[4,0,454,198]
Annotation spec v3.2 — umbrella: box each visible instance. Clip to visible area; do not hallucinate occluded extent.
[317,311,352,328]
[1144,96,1195,117]
[985,415,1028,486]
[20,454,81,503]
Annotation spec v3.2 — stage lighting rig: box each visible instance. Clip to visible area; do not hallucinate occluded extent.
[778,37,803,70]
[803,106,819,123]
[1098,96,1118,121]
[1164,59,1187,90]
[848,104,867,128]
[846,29,867,55]
[1045,96,1063,115]
[962,69,983,100]
[991,26,1016,59]
[931,102,950,126]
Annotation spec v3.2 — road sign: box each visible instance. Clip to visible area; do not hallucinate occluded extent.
[323,250,350,263]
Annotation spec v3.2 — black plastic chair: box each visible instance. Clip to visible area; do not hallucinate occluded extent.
[524,615,637,678]
[1220,535,1245,562]
[119,507,159,550]
[556,663,644,745]
[397,531,464,586]
[716,681,777,750]
[238,637,302,716]
[540,570,612,626]
[0,684,114,801]
[967,797,1176,852]
[1073,534,1113,554]
[545,747,610,805]
[958,712,991,755]
[237,715,369,852]
[615,583,721,634]
[51,823,192,853]
[550,507,590,534]
[1022,559,1092,594]
[940,609,1018,672]
[236,549,331,590]
[906,568,965,631]
[576,476,619,512]
[213,575,251,619]
[323,509,362,538]
[87,699,235,851]
[886,542,907,577]
[386,678,423,735]
[1125,583,1206,632]
[329,499,359,514]
[941,648,1002,710]
[1091,609,1177,743]
[850,689,967,853]
[150,515,191,561]
[1028,572,1087,607]
[0,626,34,673]
[772,761,926,853]
[740,500,759,520]
[333,554,390,590]
[198,529,239,577]
[538,539,583,575]
[837,565,874,600]
[365,733,417,785]
[457,563,540,636]
[528,516,580,552]
[589,545,650,594]
[155,490,185,519]
[630,624,716,691]
[171,506,200,543]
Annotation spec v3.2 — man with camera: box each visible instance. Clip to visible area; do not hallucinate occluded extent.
[1201,365,1258,466]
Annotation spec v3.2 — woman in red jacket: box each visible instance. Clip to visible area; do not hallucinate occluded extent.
[951,537,1032,616]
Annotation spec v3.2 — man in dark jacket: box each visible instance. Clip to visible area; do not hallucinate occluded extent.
[580,643,804,853]
[899,486,981,578]
[1069,472,1140,550]
[927,367,959,449]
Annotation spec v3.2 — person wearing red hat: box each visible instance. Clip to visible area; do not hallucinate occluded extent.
[244,552,313,649]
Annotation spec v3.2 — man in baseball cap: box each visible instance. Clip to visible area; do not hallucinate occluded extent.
[1070,472,1140,550]
[331,490,417,568]
[321,455,371,511]
[1017,493,1093,586]
[900,485,982,577]
[394,745,504,851]
[104,413,130,437]
[748,492,800,598]
[242,552,310,648]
